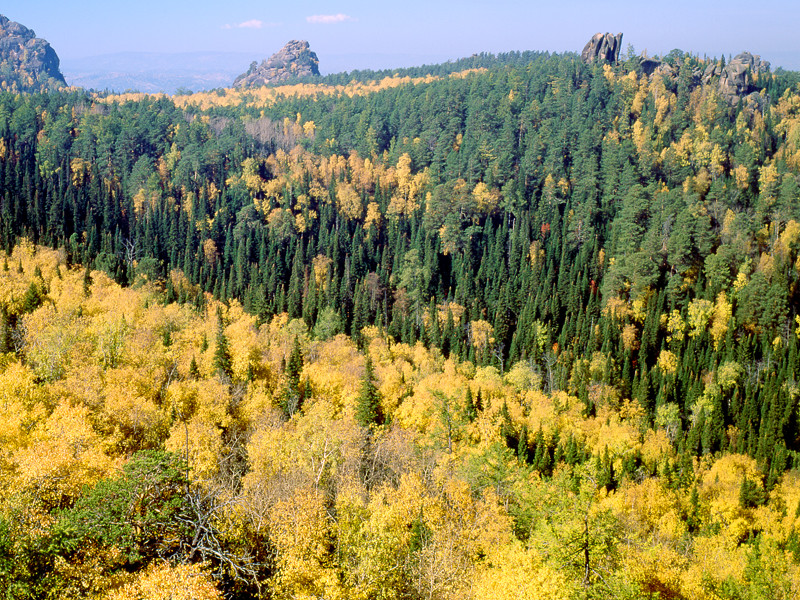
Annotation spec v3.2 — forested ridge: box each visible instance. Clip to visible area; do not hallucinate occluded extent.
[2,48,800,598]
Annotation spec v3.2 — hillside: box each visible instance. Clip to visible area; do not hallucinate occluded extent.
[1,38,800,599]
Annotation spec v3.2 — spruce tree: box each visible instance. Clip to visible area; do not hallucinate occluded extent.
[355,356,381,427]
[281,337,304,418]
[213,311,232,379]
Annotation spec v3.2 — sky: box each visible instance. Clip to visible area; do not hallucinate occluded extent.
[7,0,800,72]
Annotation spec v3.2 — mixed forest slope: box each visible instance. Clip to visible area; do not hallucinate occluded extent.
[1,47,800,598]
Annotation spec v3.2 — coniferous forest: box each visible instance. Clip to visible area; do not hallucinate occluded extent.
[3,47,800,598]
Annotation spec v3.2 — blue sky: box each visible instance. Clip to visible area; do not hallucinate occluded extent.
[8,1,800,71]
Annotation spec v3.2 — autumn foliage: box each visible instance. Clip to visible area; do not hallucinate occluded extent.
[0,242,797,599]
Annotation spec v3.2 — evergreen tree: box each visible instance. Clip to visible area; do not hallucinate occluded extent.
[355,356,382,427]
[213,311,232,379]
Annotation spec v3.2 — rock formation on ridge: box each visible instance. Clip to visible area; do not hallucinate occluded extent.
[647,51,770,105]
[233,40,320,88]
[581,33,623,64]
[0,14,66,92]
[713,52,770,104]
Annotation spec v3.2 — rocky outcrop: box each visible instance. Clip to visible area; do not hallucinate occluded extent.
[581,33,623,64]
[640,50,770,106]
[640,57,662,76]
[718,52,770,104]
[0,14,66,92]
[233,40,320,88]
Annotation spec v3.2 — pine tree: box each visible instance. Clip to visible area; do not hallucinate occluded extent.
[464,387,477,422]
[280,337,304,418]
[213,311,232,379]
[355,356,382,427]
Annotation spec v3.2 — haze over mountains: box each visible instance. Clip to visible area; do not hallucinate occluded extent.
[60,51,456,94]
[61,52,256,93]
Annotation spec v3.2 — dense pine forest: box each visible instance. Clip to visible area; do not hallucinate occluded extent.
[2,48,800,598]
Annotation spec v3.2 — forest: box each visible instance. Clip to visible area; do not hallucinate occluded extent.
[1,47,800,598]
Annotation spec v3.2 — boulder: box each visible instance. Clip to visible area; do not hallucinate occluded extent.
[581,32,623,64]
[233,40,320,88]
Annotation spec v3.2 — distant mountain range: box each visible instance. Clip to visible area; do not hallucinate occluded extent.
[61,51,456,94]
[61,52,254,93]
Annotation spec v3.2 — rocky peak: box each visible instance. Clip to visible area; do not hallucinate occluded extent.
[717,52,770,104]
[0,14,66,92]
[233,40,320,88]
[581,32,623,64]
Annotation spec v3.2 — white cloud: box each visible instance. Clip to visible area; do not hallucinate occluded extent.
[306,14,356,25]
[222,19,267,30]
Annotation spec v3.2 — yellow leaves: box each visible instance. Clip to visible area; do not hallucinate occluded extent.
[270,485,342,600]
[335,181,363,221]
[632,119,653,158]
[603,296,632,322]
[0,361,48,496]
[733,163,750,190]
[581,400,642,460]
[710,143,726,179]
[469,320,494,350]
[610,477,686,542]
[656,349,678,375]
[101,367,168,451]
[395,368,467,436]
[164,72,460,112]
[246,399,360,497]
[602,63,616,83]
[95,316,129,369]
[716,360,742,392]
[14,402,117,509]
[364,201,381,233]
[103,561,222,600]
[22,303,85,382]
[70,157,92,187]
[630,80,647,117]
[266,207,296,239]
[710,291,732,349]
[523,390,581,443]
[528,239,545,267]
[303,334,363,412]
[775,219,800,262]
[474,542,573,600]
[759,162,780,203]
[503,361,541,392]
[621,542,688,599]
[640,428,674,467]
[621,323,639,351]
[224,304,261,381]
[687,298,714,338]
[239,156,270,199]
[471,181,500,214]
[164,380,230,478]
[387,153,429,218]
[700,453,761,541]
